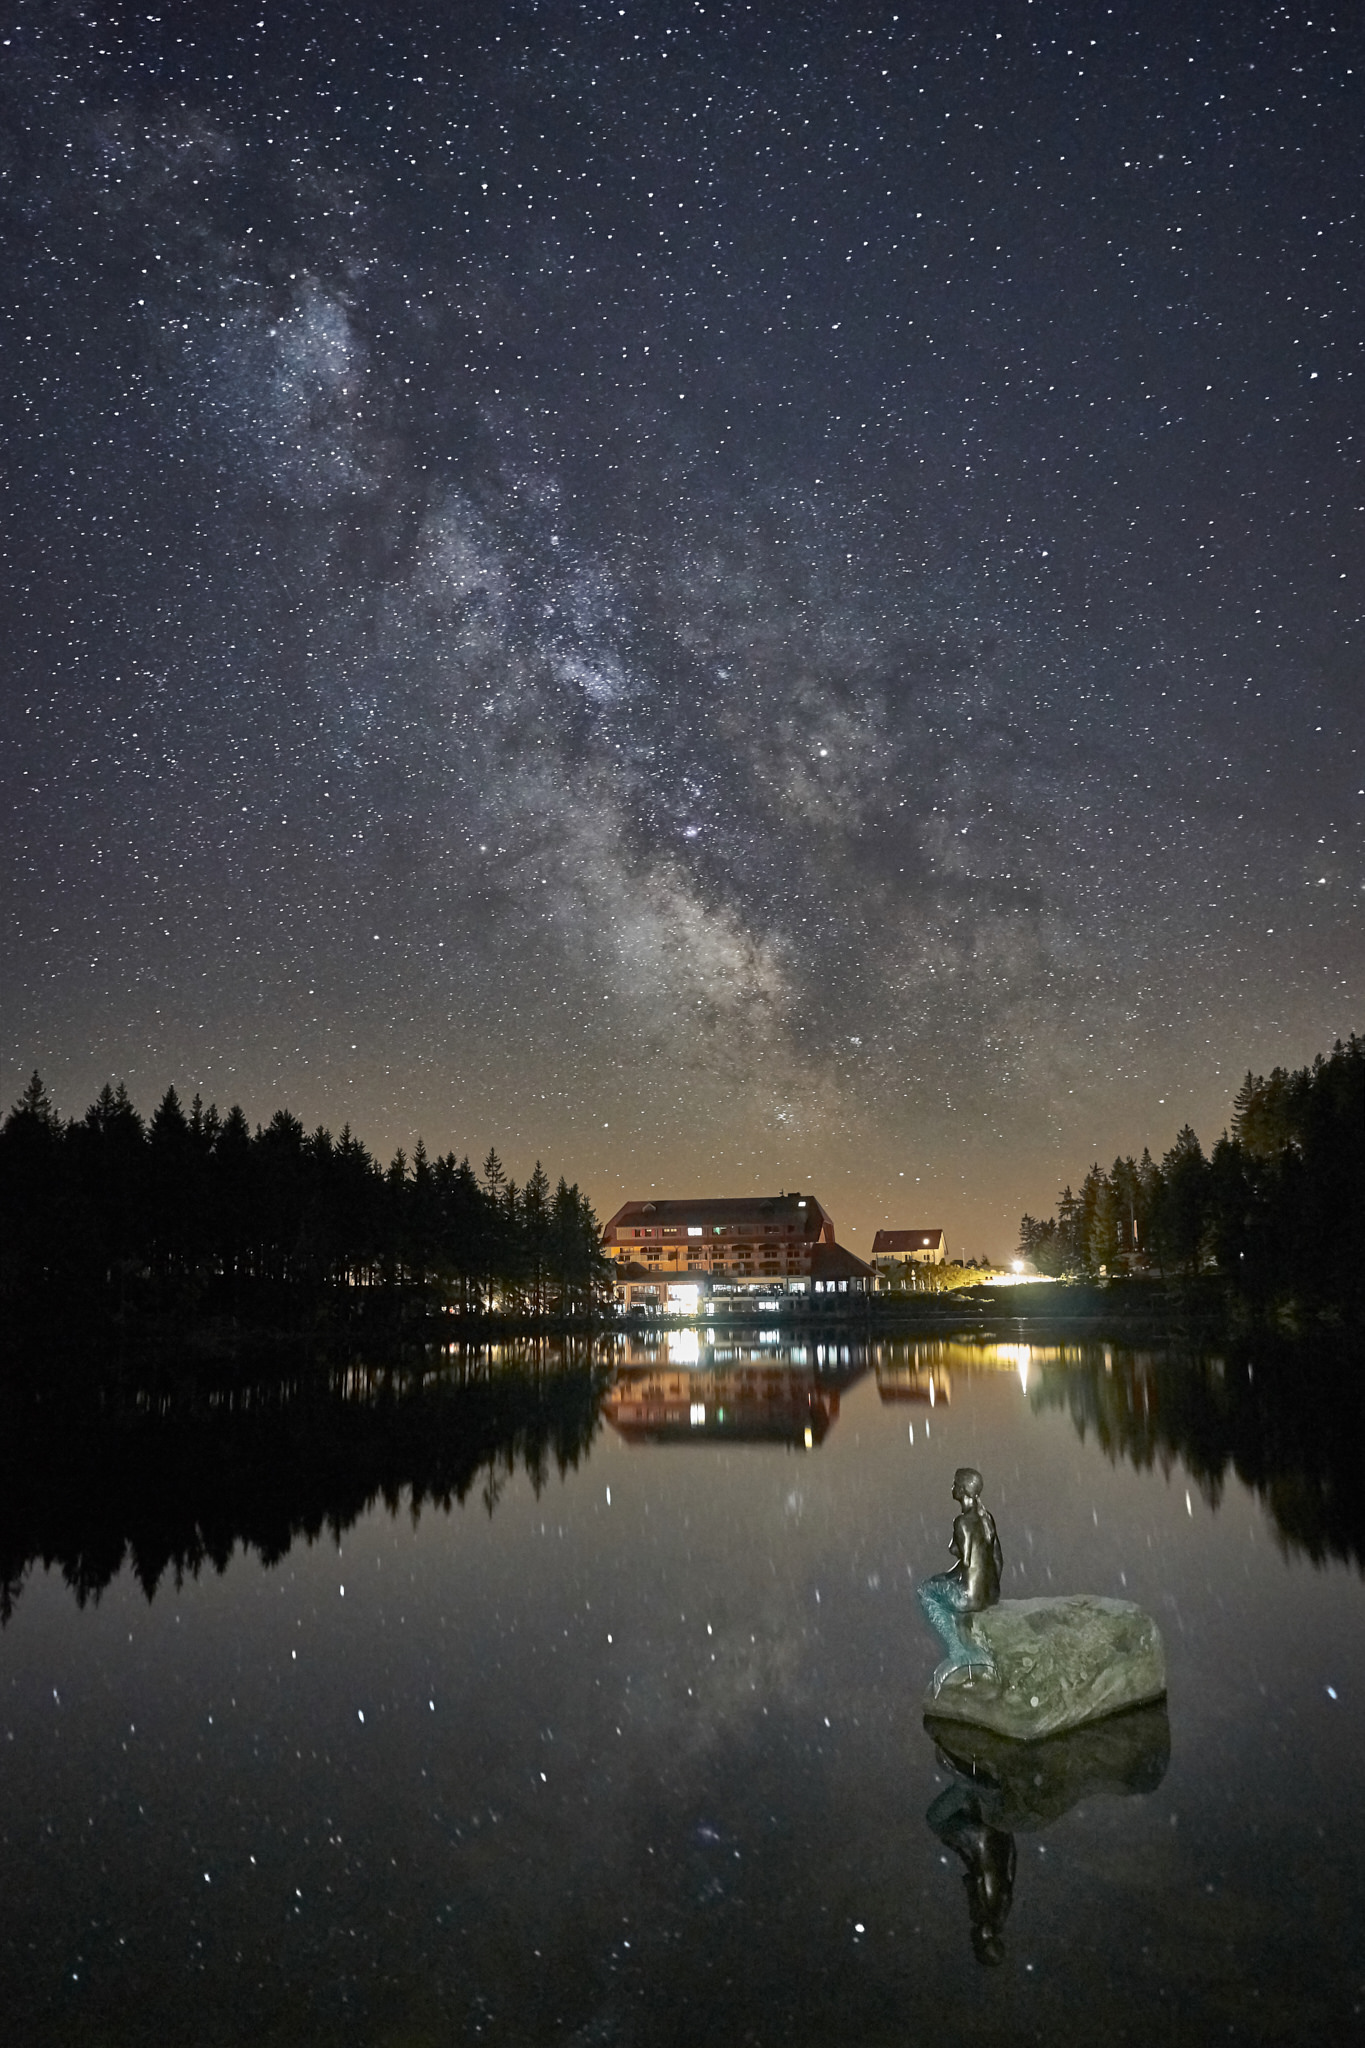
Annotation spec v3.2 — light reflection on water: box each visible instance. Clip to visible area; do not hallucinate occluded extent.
[1,1331,1362,2045]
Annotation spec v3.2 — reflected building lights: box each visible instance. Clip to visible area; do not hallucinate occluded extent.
[602,1352,866,1449]
[997,1343,1033,1393]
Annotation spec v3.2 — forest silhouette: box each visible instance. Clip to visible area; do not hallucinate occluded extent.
[1017,1036,1364,1316]
[0,1076,612,1335]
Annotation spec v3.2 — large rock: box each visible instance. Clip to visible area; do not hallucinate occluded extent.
[923,1594,1166,1740]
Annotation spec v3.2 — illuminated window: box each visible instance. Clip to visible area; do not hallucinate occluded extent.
[687,1226,703,1237]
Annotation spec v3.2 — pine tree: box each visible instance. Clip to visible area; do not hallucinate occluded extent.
[1136,1148,1161,1260]
[1055,1185,1083,1273]
[1087,1171,1119,1274]
[8,1071,59,1131]
[1078,1165,1107,1274]
[521,1162,552,1316]
[148,1086,197,1282]
[1156,1126,1209,1279]
[1110,1156,1140,1261]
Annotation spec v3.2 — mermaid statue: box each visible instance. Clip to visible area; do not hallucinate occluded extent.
[917,1467,1004,1696]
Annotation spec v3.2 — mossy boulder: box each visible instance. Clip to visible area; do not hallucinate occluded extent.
[924,1593,1166,1740]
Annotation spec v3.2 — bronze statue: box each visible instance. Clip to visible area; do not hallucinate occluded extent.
[916,1466,1003,1696]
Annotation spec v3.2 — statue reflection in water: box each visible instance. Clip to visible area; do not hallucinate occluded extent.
[923,1702,1171,1966]
[926,1780,1017,1965]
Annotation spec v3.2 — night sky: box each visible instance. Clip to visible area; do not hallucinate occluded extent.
[2,0,1361,1259]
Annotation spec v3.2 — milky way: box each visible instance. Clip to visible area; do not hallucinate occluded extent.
[2,0,1361,1254]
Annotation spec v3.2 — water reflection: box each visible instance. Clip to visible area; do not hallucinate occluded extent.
[3,1328,1362,1626]
[2,1328,1363,2044]
[1021,1339,1365,1571]
[874,1359,951,1406]
[0,1343,608,1623]
[924,1703,1171,1964]
[925,1783,1016,1965]
[603,1329,868,1448]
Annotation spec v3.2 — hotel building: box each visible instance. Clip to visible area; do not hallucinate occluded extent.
[603,1192,874,1311]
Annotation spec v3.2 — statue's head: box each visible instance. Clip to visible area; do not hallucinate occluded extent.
[953,1466,984,1504]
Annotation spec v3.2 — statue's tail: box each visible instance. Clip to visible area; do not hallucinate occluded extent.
[918,1577,997,1694]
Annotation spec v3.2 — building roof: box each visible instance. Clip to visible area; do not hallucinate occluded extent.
[870,1228,945,1255]
[603,1192,835,1242]
[810,1242,876,1282]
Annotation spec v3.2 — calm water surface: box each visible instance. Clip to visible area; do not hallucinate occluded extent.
[2,1331,1363,2046]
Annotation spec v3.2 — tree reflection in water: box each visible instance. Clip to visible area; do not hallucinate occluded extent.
[1024,1339,1365,1572]
[0,1342,609,1624]
[3,1333,1361,1630]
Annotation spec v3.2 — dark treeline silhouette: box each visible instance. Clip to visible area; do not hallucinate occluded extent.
[1028,1339,1365,1574]
[0,1343,608,1625]
[1018,1036,1364,1317]
[0,1074,612,1333]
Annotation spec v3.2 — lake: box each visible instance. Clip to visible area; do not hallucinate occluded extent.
[2,1330,1362,2045]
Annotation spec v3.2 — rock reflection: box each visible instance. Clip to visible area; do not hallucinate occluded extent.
[924,1702,1171,1964]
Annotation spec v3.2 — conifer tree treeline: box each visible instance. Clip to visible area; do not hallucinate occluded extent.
[0,1077,612,1323]
[1017,1037,1365,1315]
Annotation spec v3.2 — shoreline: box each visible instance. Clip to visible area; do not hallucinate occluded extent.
[1,1287,1335,1378]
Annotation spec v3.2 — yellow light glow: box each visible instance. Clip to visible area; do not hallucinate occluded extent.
[997,1342,1032,1392]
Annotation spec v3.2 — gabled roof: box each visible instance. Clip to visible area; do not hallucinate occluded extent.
[604,1192,834,1240]
[810,1242,876,1281]
[871,1228,945,1254]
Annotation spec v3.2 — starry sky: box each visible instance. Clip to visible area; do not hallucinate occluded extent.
[2,0,1362,1259]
